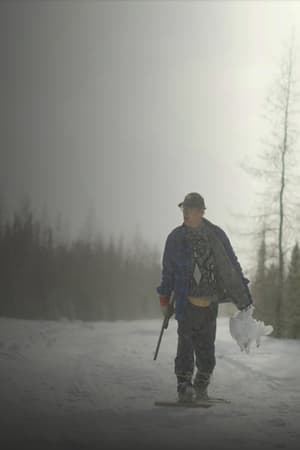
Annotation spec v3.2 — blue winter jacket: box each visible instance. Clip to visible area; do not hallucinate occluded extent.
[156,218,253,320]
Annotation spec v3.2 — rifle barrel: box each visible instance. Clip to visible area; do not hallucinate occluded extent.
[153,319,166,360]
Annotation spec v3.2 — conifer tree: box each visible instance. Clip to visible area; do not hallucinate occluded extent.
[284,241,300,338]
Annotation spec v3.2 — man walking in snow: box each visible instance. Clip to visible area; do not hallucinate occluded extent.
[156,192,253,403]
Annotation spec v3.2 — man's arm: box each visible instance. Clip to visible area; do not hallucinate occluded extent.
[217,228,250,283]
[217,227,253,306]
[156,234,175,305]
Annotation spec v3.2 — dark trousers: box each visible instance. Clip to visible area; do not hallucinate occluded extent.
[174,301,218,386]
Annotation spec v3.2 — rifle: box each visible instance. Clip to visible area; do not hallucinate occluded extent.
[153,296,175,361]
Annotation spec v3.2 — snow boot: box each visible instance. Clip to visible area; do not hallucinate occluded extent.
[194,371,210,401]
[194,385,209,401]
[177,381,194,403]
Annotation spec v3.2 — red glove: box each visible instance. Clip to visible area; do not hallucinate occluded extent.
[159,295,170,307]
[159,295,170,316]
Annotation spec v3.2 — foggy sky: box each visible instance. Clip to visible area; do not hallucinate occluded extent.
[1,0,300,270]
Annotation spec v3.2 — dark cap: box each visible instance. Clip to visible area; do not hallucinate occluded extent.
[178,192,206,209]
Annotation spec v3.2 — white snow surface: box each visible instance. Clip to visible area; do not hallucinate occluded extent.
[0,315,300,450]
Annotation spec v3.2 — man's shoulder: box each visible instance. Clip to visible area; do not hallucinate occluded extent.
[168,224,185,236]
[166,220,229,242]
[203,218,228,240]
[166,224,185,241]
[203,217,223,233]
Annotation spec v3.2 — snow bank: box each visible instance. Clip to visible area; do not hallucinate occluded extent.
[0,315,299,450]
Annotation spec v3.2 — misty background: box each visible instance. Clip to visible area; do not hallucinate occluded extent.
[1,1,300,334]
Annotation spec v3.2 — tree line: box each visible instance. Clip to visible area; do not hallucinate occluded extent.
[1,195,300,338]
[252,227,300,339]
[0,198,161,321]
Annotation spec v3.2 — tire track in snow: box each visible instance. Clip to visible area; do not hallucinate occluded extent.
[217,352,295,389]
[65,353,97,408]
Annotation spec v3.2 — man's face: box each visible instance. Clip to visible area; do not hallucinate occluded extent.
[181,206,205,227]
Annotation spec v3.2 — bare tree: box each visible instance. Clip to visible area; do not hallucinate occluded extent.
[237,31,300,337]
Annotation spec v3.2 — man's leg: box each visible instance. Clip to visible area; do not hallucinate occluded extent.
[191,302,218,399]
[174,313,195,402]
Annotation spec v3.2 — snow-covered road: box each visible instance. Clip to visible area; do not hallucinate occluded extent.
[0,316,299,450]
